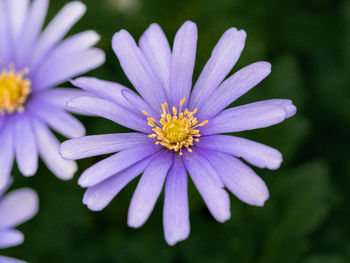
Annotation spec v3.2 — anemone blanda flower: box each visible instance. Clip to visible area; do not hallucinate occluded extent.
[60,21,296,245]
[0,0,105,188]
[0,177,38,263]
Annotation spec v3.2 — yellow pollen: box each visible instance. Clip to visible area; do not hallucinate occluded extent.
[0,65,31,114]
[144,97,208,155]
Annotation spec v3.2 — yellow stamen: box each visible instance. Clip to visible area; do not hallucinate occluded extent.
[0,65,31,114]
[144,97,208,154]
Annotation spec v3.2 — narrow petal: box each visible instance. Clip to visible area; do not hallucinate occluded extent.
[201,100,289,135]
[0,256,26,263]
[30,1,86,71]
[60,133,152,160]
[0,0,12,64]
[83,157,153,211]
[183,151,230,222]
[67,96,151,133]
[78,143,160,187]
[128,151,173,228]
[169,21,197,108]
[14,114,38,176]
[32,119,77,180]
[139,23,171,94]
[197,62,272,120]
[0,177,12,198]
[0,229,24,249]
[0,188,38,228]
[112,29,168,110]
[30,102,85,138]
[6,0,29,42]
[190,28,247,110]
[0,124,14,190]
[33,48,105,90]
[16,0,49,67]
[207,151,269,206]
[197,135,282,169]
[121,89,158,119]
[163,155,190,246]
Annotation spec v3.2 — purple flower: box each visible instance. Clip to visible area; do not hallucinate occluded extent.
[60,21,296,245]
[0,0,105,188]
[0,177,38,263]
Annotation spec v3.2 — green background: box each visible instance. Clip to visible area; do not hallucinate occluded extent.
[3,0,350,262]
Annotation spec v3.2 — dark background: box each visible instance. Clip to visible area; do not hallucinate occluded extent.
[3,0,350,262]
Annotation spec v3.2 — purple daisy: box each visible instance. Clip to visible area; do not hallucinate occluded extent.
[0,0,105,188]
[60,21,296,245]
[0,177,38,263]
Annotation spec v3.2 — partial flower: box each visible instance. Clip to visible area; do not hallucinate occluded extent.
[60,21,296,245]
[0,177,39,263]
[0,0,105,187]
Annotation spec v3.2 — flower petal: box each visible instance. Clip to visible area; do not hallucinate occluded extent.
[33,48,105,90]
[190,28,246,110]
[121,89,158,119]
[197,61,271,120]
[207,151,269,206]
[60,133,152,160]
[0,188,38,228]
[163,155,190,246]
[83,157,153,211]
[14,113,38,176]
[169,21,197,108]
[197,135,282,169]
[183,151,230,222]
[201,100,290,135]
[0,0,12,64]
[0,256,26,263]
[0,229,24,249]
[112,29,168,110]
[128,151,173,228]
[6,0,29,43]
[32,119,77,180]
[67,96,150,133]
[139,23,171,94]
[30,101,85,138]
[30,1,86,71]
[0,124,14,190]
[78,143,160,187]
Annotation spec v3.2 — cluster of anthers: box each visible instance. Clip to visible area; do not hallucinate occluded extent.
[143,98,208,155]
[0,64,31,114]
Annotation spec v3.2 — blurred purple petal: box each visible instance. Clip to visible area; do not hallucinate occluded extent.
[0,229,24,249]
[0,125,14,190]
[0,256,26,263]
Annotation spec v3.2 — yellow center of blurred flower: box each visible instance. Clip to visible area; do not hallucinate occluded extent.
[0,66,31,114]
[144,98,208,155]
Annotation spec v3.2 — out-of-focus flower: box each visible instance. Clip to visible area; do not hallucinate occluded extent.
[0,0,105,187]
[60,21,296,245]
[0,177,38,263]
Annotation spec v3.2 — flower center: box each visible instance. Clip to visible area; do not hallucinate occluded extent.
[0,65,31,114]
[144,98,208,155]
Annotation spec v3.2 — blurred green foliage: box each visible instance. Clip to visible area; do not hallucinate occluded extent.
[3,0,350,262]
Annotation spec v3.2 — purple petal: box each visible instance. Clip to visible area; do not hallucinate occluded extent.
[0,177,12,198]
[33,48,105,90]
[0,188,38,228]
[163,155,190,246]
[201,100,290,135]
[67,96,151,133]
[197,135,282,170]
[190,28,247,110]
[32,119,77,180]
[139,23,171,94]
[0,229,24,249]
[14,114,38,176]
[169,21,197,108]
[83,157,153,211]
[60,133,152,160]
[30,1,86,72]
[0,256,26,263]
[112,29,168,110]
[71,77,136,113]
[6,0,29,43]
[30,101,85,138]
[197,61,272,120]
[15,0,49,67]
[78,143,160,187]
[0,124,14,190]
[0,0,12,64]
[121,89,158,119]
[207,151,269,206]
[128,151,173,228]
[183,151,230,222]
